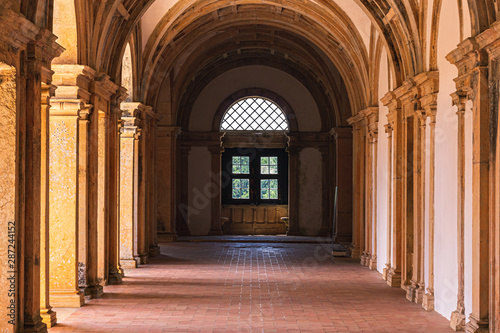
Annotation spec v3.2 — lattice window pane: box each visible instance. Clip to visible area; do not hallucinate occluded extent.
[261,179,278,199]
[232,179,250,199]
[220,97,289,131]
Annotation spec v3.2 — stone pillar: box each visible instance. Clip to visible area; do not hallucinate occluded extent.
[319,145,330,235]
[448,39,490,333]
[148,118,161,256]
[368,128,378,271]
[48,99,85,308]
[209,143,224,235]
[40,82,57,328]
[423,108,437,311]
[330,128,353,243]
[119,103,142,268]
[157,126,181,241]
[286,133,301,236]
[450,93,468,328]
[177,144,192,235]
[107,93,125,285]
[51,65,101,299]
[0,63,20,333]
[383,124,393,281]
[382,92,402,288]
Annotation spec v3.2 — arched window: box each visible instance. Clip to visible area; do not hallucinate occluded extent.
[220,97,289,131]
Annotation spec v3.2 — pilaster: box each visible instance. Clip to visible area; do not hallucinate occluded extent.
[157,126,182,242]
[209,139,225,235]
[286,133,302,236]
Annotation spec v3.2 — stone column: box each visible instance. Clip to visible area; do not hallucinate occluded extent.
[330,128,353,243]
[40,82,57,328]
[177,144,192,235]
[209,143,224,235]
[383,124,393,281]
[450,93,467,329]
[382,92,403,288]
[0,63,20,333]
[157,126,181,241]
[48,99,85,308]
[51,65,101,299]
[107,93,125,285]
[423,109,437,311]
[148,117,161,256]
[369,129,378,271]
[319,145,331,235]
[286,133,301,236]
[119,103,142,268]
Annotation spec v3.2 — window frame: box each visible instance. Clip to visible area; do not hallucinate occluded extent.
[222,148,288,205]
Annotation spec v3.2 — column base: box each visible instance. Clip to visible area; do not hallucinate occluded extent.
[465,314,488,333]
[49,290,84,308]
[40,307,57,329]
[422,291,434,311]
[360,252,367,266]
[347,244,360,259]
[86,284,104,299]
[368,256,377,270]
[149,244,161,257]
[286,230,301,236]
[139,253,149,265]
[414,285,425,304]
[387,268,401,287]
[108,268,124,285]
[450,308,466,331]
[382,264,391,280]
[157,232,177,242]
[24,314,47,333]
[406,281,418,302]
[120,258,139,269]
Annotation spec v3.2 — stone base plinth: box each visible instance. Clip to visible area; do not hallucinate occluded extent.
[286,230,301,236]
[465,315,488,333]
[108,269,124,285]
[422,292,434,311]
[450,309,466,331]
[139,253,149,265]
[86,284,103,299]
[50,290,84,308]
[382,264,390,280]
[414,286,425,304]
[23,315,47,333]
[387,269,401,287]
[120,258,139,269]
[158,232,177,242]
[369,257,377,270]
[40,308,57,328]
[149,244,161,257]
[360,253,367,266]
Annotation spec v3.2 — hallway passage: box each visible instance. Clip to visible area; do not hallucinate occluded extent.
[50,241,452,332]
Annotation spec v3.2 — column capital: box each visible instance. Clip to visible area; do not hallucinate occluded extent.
[384,124,393,138]
[50,98,92,118]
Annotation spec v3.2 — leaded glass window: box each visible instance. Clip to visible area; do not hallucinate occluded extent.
[220,97,289,131]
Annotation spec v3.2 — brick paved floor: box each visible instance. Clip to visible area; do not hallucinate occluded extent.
[50,241,452,332]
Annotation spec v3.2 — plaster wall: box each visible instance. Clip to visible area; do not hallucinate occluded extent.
[376,48,390,274]
[298,148,323,235]
[189,65,321,132]
[433,0,461,319]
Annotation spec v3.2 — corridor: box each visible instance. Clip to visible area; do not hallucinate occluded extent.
[50,241,452,332]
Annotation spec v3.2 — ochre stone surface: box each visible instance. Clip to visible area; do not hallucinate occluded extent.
[0,65,18,333]
[49,108,84,308]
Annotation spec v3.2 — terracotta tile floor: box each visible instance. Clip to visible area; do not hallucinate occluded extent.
[50,241,452,332]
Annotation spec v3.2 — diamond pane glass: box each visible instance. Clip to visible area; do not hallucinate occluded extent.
[221,97,289,131]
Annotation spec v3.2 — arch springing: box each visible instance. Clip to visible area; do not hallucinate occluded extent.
[220,97,289,131]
